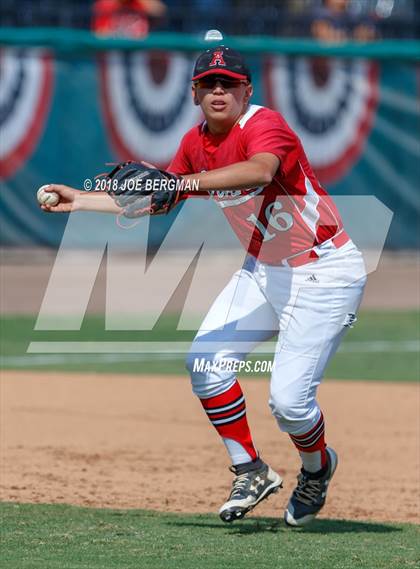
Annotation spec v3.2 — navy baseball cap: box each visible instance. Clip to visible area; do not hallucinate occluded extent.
[192,46,251,82]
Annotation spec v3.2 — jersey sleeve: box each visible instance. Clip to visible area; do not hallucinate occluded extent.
[242,110,299,175]
[167,131,194,175]
[167,126,210,202]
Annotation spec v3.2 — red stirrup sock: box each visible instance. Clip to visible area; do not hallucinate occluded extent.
[200,381,258,463]
[289,413,327,473]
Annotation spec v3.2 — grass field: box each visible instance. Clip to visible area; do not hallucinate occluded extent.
[1,310,419,380]
[2,503,419,569]
[1,312,419,568]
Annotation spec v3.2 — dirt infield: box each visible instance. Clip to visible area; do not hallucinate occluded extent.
[1,249,419,313]
[1,371,418,524]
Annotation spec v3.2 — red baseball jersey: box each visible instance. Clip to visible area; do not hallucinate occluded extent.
[168,105,348,265]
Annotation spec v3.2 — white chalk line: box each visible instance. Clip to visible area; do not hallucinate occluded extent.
[0,340,418,367]
[25,339,420,354]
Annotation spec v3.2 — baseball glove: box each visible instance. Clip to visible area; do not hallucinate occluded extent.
[102,161,184,218]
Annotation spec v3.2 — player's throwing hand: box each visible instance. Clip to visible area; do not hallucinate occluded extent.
[37,184,80,213]
[37,182,122,214]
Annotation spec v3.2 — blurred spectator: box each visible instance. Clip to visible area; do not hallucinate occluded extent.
[92,0,166,38]
[0,0,416,37]
[311,0,377,42]
[162,0,229,34]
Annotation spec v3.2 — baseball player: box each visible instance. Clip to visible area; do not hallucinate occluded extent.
[39,44,366,527]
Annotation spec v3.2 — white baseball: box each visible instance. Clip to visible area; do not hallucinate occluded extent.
[37,185,60,207]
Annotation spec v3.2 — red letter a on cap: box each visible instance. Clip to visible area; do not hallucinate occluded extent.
[209,49,226,67]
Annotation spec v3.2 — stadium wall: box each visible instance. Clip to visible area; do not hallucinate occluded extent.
[1,29,419,248]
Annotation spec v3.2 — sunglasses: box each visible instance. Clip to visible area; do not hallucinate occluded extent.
[194,77,248,89]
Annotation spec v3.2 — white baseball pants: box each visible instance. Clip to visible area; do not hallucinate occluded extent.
[186,240,366,436]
